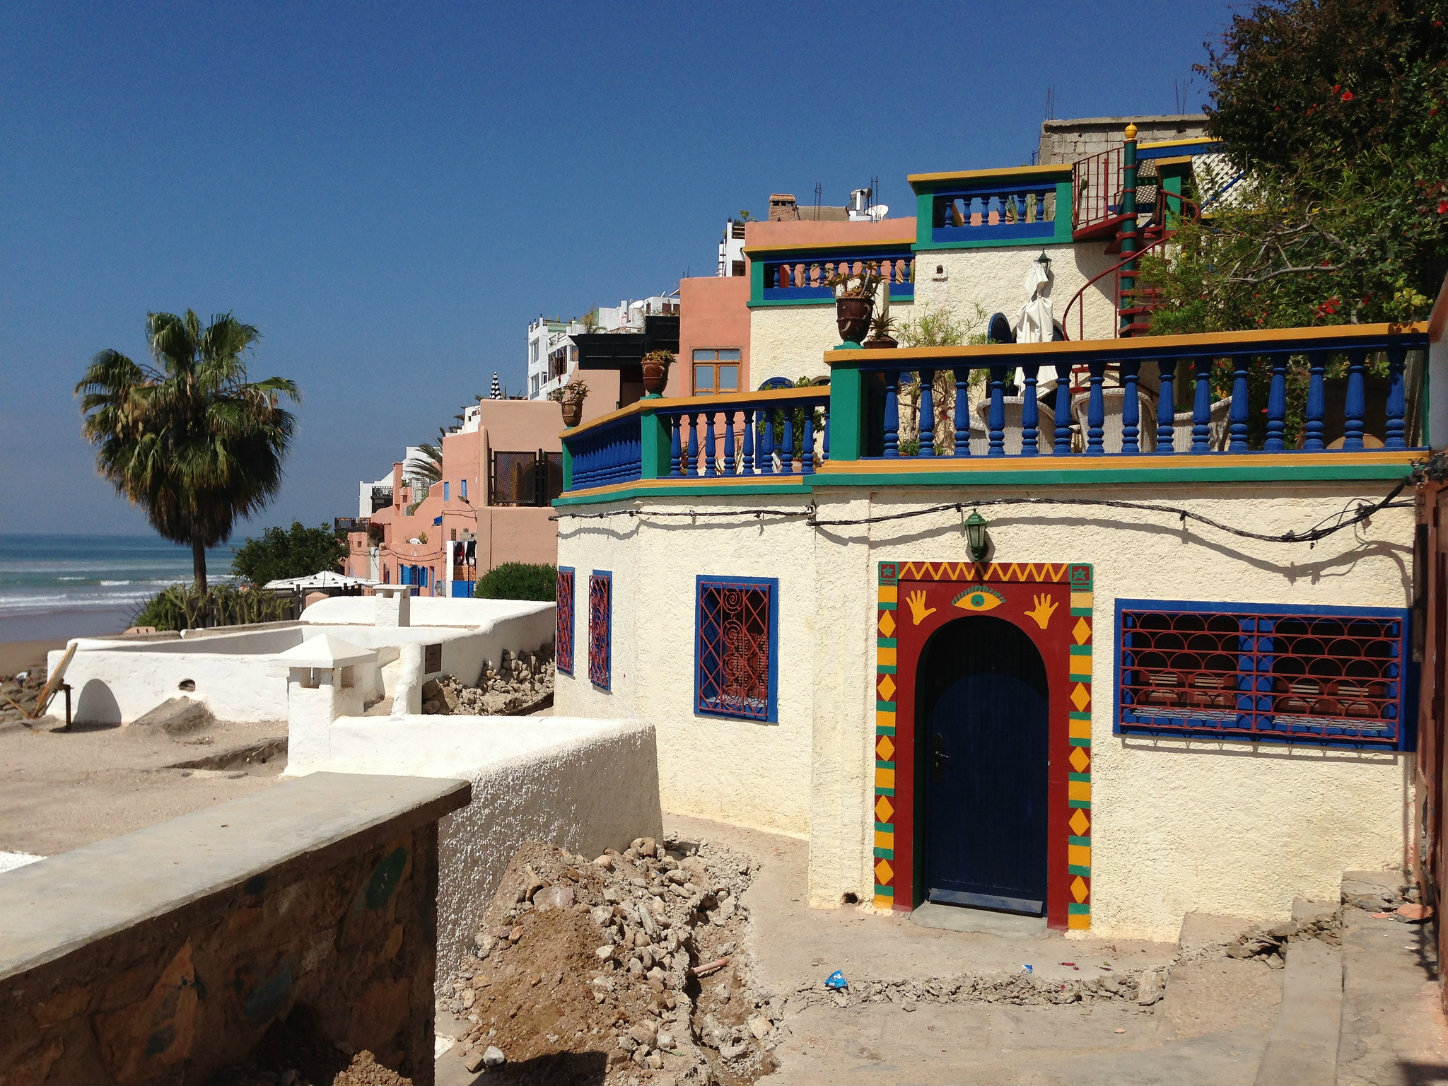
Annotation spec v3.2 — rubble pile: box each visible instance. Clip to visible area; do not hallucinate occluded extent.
[785,967,1163,1010]
[438,835,780,1085]
[421,648,554,716]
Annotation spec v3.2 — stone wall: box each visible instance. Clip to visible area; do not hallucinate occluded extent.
[0,773,468,1085]
[1038,114,1209,165]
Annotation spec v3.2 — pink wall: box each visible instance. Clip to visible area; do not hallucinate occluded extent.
[743,217,916,249]
[675,277,751,395]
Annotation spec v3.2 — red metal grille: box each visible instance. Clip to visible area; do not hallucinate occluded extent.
[556,569,575,674]
[696,580,772,720]
[1118,605,1407,746]
[588,573,611,689]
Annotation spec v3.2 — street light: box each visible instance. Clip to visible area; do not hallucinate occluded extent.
[965,509,990,563]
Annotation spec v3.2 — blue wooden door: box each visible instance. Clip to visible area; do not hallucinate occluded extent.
[919,616,1049,915]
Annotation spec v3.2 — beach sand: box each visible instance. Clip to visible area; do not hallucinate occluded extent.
[0,637,73,678]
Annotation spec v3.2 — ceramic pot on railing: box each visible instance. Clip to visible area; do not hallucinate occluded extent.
[560,400,583,428]
[836,297,873,346]
[641,350,674,397]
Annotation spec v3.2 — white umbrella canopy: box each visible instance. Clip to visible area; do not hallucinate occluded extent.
[263,570,379,591]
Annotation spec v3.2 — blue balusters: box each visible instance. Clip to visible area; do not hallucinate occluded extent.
[1192,357,1212,454]
[704,411,718,476]
[1228,355,1250,453]
[988,364,1006,457]
[780,408,794,474]
[953,367,970,456]
[1021,365,1039,455]
[1264,354,1287,452]
[1343,349,1366,451]
[919,369,936,456]
[723,409,737,475]
[822,407,831,463]
[1303,351,1326,451]
[1121,359,1140,454]
[669,415,682,476]
[802,409,815,474]
[686,412,700,475]
[1385,346,1407,449]
[1085,361,1105,455]
[883,373,899,457]
[742,408,756,473]
[1053,363,1072,455]
[1156,360,1176,453]
[759,408,775,475]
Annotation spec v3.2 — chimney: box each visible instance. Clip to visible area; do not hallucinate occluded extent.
[768,193,799,222]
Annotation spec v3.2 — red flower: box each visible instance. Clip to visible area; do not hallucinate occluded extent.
[1439,200,1448,215]
[1332,84,1341,93]
[1341,90,1354,101]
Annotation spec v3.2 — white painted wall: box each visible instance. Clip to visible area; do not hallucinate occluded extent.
[51,601,557,725]
[291,714,662,981]
[749,300,915,385]
[555,480,1416,938]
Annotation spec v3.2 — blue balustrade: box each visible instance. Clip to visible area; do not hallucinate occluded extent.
[567,415,642,490]
[931,185,1058,245]
[849,328,1426,461]
[659,392,831,480]
[758,250,915,303]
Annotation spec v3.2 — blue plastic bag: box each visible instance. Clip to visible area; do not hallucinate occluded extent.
[825,970,849,989]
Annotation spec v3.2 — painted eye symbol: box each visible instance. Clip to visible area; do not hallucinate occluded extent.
[951,586,1004,612]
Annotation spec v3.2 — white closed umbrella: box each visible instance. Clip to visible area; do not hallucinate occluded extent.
[1014,255,1056,398]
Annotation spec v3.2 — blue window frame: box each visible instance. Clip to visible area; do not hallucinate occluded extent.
[588,571,611,690]
[694,576,778,722]
[1115,598,1413,749]
[460,478,468,500]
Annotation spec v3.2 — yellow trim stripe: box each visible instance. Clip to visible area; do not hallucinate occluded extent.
[743,237,916,255]
[814,450,1415,475]
[908,164,1072,183]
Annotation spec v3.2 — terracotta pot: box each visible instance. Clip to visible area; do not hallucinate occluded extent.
[641,358,670,396]
[836,296,874,345]
[861,334,898,349]
[560,400,583,428]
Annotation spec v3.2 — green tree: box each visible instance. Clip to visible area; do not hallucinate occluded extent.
[231,521,346,586]
[1144,0,1448,334]
[77,311,300,591]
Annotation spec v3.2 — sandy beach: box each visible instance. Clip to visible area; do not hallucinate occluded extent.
[0,636,74,678]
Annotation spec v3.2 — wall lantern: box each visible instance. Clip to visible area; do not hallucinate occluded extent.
[965,509,990,562]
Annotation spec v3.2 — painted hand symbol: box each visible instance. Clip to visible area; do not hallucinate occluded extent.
[906,590,937,626]
[1026,593,1057,630]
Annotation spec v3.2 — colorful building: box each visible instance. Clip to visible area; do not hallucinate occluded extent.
[550,125,1445,940]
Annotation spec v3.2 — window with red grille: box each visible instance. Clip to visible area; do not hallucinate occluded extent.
[1116,600,1410,748]
[695,577,777,722]
[556,568,575,675]
[588,571,611,690]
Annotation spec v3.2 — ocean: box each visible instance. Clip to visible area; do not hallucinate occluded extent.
[0,534,238,643]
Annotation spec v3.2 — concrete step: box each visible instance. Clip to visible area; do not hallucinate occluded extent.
[1253,937,1343,1086]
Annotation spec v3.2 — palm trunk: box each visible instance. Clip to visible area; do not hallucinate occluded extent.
[192,536,208,593]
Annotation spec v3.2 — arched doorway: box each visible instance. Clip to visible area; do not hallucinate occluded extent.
[916,615,1050,915]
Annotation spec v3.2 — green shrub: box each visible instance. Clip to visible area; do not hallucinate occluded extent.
[133,583,293,631]
[474,562,557,602]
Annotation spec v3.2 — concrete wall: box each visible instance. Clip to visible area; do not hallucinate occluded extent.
[290,715,662,981]
[555,482,1415,939]
[911,242,1119,343]
[1038,114,1209,165]
[51,601,555,724]
[0,773,467,1086]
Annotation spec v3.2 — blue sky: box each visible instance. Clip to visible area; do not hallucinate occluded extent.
[1,1,1231,536]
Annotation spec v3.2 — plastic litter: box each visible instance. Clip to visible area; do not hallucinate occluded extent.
[825,970,849,989]
[1022,964,1033,974]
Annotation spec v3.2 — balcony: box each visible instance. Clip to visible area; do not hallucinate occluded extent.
[909,165,1073,250]
[747,240,916,307]
[558,323,1431,499]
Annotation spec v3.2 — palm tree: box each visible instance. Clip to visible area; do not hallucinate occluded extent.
[77,310,300,591]
[405,427,447,484]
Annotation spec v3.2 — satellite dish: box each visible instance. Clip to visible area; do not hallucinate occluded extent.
[869,204,889,221]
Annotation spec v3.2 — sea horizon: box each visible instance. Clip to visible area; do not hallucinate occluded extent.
[0,532,239,644]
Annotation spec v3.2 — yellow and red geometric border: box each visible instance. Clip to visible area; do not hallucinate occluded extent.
[873,559,1093,930]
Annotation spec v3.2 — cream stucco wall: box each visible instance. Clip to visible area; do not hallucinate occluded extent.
[911,243,1119,343]
[749,302,912,386]
[555,479,1415,938]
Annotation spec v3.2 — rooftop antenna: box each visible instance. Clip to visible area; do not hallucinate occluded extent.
[870,175,880,213]
[814,181,822,216]
[1044,85,1055,121]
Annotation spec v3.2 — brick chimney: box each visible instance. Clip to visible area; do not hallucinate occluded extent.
[768,193,799,222]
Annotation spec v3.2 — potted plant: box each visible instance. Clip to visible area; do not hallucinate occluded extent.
[550,380,589,428]
[862,311,898,349]
[826,261,883,346]
[641,349,673,397]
